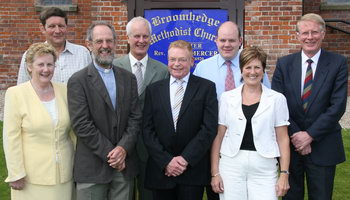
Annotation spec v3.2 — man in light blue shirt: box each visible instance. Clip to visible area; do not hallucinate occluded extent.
[193,21,270,99]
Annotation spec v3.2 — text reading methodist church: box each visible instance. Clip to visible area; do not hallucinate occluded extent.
[145,9,228,66]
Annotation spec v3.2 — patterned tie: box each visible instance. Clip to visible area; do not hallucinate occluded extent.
[135,62,143,95]
[302,59,313,111]
[173,79,184,130]
[225,60,235,91]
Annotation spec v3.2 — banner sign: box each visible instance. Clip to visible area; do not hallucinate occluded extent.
[145,9,228,68]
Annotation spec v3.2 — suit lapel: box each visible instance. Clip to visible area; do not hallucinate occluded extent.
[177,75,199,121]
[87,64,115,112]
[253,85,271,117]
[290,53,304,110]
[142,59,158,95]
[306,50,329,111]
[159,79,173,125]
[117,55,132,72]
[114,66,125,114]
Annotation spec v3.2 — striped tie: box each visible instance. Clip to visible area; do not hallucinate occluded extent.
[135,62,143,95]
[225,60,235,91]
[173,79,184,130]
[302,59,313,111]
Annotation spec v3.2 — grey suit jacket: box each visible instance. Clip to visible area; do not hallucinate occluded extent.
[113,55,168,111]
[113,55,168,162]
[68,63,142,183]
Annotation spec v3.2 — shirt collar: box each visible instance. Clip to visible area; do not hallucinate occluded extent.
[301,49,321,65]
[45,40,74,55]
[129,53,148,68]
[218,51,240,69]
[170,73,190,85]
[93,59,113,74]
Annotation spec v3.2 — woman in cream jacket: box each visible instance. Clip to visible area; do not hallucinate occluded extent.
[211,46,290,200]
[3,43,74,200]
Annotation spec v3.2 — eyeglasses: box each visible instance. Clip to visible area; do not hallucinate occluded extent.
[298,30,323,38]
[92,39,115,45]
[168,57,189,63]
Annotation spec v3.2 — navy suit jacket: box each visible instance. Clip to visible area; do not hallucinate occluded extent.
[142,74,218,189]
[272,49,348,166]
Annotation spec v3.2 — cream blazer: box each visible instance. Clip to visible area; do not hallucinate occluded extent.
[219,84,290,158]
[3,81,74,185]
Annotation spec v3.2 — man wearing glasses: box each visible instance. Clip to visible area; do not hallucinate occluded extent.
[272,13,348,200]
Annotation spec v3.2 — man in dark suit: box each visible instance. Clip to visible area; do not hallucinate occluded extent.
[272,13,348,200]
[68,22,142,200]
[142,40,218,200]
[113,16,168,200]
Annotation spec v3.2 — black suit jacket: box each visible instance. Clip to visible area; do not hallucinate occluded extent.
[142,74,218,189]
[272,49,348,166]
[68,63,142,183]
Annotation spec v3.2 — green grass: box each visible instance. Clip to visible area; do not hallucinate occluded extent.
[0,122,349,199]
[0,121,10,200]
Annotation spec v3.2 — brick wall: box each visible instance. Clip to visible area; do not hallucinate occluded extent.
[0,0,128,90]
[244,0,303,79]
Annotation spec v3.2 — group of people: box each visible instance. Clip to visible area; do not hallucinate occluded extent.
[2,6,347,200]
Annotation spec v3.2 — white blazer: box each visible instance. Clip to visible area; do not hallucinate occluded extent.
[219,84,290,158]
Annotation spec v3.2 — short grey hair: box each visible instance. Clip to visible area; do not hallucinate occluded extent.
[297,13,326,32]
[126,16,152,36]
[86,21,117,41]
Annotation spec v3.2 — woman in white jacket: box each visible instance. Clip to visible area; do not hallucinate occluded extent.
[210,46,290,200]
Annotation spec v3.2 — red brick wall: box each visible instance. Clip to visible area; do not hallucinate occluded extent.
[244,0,303,79]
[0,0,128,90]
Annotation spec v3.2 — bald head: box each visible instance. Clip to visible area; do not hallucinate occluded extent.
[215,21,242,60]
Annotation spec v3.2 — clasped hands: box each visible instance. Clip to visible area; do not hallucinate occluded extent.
[291,131,313,155]
[107,146,127,172]
[165,156,188,177]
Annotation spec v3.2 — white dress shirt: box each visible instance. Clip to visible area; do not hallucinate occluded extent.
[300,49,321,95]
[129,53,148,79]
[169,73,190,108]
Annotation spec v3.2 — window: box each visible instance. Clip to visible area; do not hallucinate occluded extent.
[327,0,349,2]
[35,0,77,12]
[41,0,72,5]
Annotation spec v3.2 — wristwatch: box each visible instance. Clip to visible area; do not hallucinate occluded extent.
[280,170,290,174]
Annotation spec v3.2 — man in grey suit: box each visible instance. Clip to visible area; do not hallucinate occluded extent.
[113,16,168,200]
[68,21,142,200]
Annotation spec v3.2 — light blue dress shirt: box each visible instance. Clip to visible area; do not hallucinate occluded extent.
[94,60,117,109]
[193,52,271,99]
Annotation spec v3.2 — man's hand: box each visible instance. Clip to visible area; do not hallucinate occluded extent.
[165,156,188,177]
[10,178,25,190]
[107,146,127,168]
[291,131,313,152]
[298,144,312,155]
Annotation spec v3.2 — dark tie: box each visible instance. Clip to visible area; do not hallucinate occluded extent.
[225,60,235,91]
[302,59,313,111]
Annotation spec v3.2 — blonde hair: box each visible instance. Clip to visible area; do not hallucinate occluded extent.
[297,13,326,32]
[25,43,57,74]
[168,40,193,57]
[26,43,57,64]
